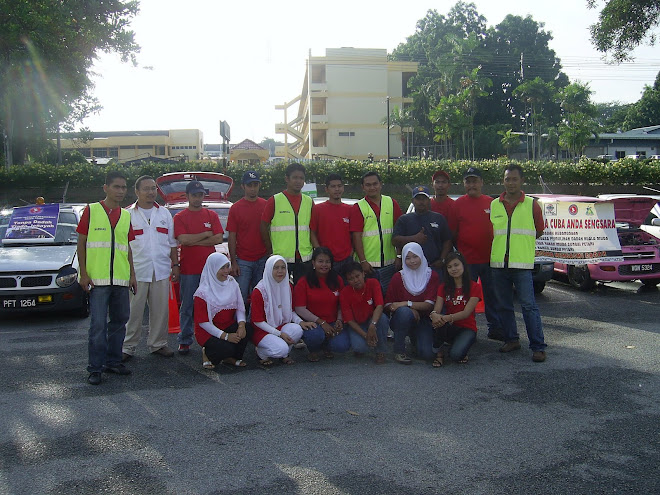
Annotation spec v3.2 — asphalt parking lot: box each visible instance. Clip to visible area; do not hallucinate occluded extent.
[0,279,658,495]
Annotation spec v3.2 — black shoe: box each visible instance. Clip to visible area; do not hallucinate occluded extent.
[103,364,132,375]
[487,331,506,342]
[88,372,102,385]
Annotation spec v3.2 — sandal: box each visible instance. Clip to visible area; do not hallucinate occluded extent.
[433,353,444,368]
[281,356,295,365]
[457,355,469,364]
[323,350,334,359]
[395,353,412,365]
[222,358,247,367]
[202,348,215,369]
[375,353,386,364]
[259,358,273,367]
[307,352,320,362]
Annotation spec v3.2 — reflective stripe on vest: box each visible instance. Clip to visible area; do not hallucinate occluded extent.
[86,203,131,286]
[356,196,396,267]
[270,193,313,263]
[490,197,536,269]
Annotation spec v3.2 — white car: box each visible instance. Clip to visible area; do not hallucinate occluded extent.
[0,203,89,316]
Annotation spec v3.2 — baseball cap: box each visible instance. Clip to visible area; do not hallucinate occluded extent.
[463,167,482,179]
[185,180,206,194]
[412,185,432,198]
[241,171,261,184]
[432,170,450,182]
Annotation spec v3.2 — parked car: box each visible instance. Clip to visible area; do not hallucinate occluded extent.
[156,171,233,256]
[404,199,554,293]
[535,194,660,290]
[0,203,89,316]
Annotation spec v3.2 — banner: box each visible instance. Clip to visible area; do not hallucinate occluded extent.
[535,200,623,265]
[3,204,60,244]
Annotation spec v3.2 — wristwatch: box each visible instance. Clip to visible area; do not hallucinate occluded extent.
[407,300,412,307]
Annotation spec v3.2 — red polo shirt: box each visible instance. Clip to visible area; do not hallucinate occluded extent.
[453,194,494,264]
[227,197,268,261]
[430,196,457,232]
[339,278,383,324]
[310,200,353,261]
[173,208,224,275]
[293,275,344,323]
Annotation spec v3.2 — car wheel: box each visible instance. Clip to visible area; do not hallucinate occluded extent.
[641,278,660,287]
[568,265,594,291]
[533,281,546,294]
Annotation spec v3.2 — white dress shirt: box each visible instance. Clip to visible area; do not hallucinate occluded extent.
[128,202,177,282]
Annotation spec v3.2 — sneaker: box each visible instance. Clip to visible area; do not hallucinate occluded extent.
[532,351,546,362]
[499,341,522,353]
[178,344,190,355]
[293,340,306,350]
[152,346,174,357]
[121,352,132,362]
[87,372,102,385]
[394,353,412,365]
[103,364,132,375]
[387,328,395,340]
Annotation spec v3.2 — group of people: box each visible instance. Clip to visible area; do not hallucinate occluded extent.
[78,162,547,386]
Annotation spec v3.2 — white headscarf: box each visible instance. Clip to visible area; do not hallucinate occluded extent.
[401,242,432,296]
[193,253,244,322]
[254,255,293,328]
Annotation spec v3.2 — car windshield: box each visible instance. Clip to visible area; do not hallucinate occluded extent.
[167,206,230,241]
[159,179,231,198]
[0,210,79,246]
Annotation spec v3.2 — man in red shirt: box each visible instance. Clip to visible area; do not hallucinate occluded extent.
[227,171,268,303]
[311,173,354,275]
[430,170,456,230]
[453,167,504,340]
[173,180,224,355]
[260,163,313,284]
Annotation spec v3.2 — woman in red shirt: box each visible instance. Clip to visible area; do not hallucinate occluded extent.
[194,253,252,369]
[385,242,440,364]
[250,255,316,366]
[339,262,389,364]
[294,247,350,362]
[430,252,482,367]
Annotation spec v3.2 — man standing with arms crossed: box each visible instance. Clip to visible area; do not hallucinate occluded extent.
[453,167,504,341]
[122,175,178,361]
[173,180,224,355]
[349,171,402,295]
[77,171,137,385]
[228,171,268,303]
[491,164,547,362]
[261,163,314,284]
[310,173,354,274]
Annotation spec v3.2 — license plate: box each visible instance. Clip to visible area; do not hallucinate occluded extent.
[631,264,653,272]
[2,297,37,308]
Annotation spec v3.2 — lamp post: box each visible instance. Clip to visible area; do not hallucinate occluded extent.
[386,96,390,164]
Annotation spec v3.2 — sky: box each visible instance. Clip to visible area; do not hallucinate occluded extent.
[79,0,660,145]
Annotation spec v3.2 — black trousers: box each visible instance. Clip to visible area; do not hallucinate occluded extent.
[204,322,253,365]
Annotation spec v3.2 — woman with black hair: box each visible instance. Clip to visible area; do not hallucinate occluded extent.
[429,251,482,367]
[293,247,350,361]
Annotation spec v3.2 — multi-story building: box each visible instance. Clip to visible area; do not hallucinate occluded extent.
[58,129,203,162]
[276,47,418,161]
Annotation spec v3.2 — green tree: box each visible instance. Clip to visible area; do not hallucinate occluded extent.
[622,71,660,129]
[498,128,520,158]
[513,77,556,160]
[558,83,599,158]
[0,0,140,166]
[594,101,632,131]
[588,0,660,61]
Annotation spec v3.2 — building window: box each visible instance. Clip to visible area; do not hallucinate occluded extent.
[120,145,134,149]
[338,132,355,137]
[80,148,91,157]
[108,147,119,157]
[138,145,153,150]
[312,130,327,147]
[638,151,646,157]
[311,98,326,116]
[311,64,326,83]
[156,146,165,155]
[615,151,625,159]
[94,148,108,158]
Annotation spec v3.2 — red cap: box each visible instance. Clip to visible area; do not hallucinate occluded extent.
[432,170,450,182]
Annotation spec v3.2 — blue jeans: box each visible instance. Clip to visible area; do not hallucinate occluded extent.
[236,255,267,303]
[348,314,389,354]
[433,324,476,361]
[390,307,435,360]
[468,263,502,333]
[302,321,351,353]
[492,268,546,352]
[373,263,396,296]
[178,273,201,346]
[87,285,130,373]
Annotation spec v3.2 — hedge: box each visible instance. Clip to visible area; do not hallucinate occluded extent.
[0,157,659,190]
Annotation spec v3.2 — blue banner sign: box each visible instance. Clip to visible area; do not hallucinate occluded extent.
[4,204,61,242]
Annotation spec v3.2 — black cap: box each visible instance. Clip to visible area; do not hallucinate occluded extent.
[185,180,206,194]
[463,167,482,179]
[242,171,261,184]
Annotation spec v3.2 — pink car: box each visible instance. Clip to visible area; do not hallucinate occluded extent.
[534,194,660,290]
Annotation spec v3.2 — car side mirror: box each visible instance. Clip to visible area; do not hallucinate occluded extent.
[651,218,660,227]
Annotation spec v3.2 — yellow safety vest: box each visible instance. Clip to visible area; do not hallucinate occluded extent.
[85,202,131,286]
[270,193,313,263]
[490,196,537,269]
[357,196,396,267]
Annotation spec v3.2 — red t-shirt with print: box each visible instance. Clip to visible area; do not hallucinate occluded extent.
[193,297,237,347]
[437,280,483,332]
[173,208,224,275]
[453,194,494,264]
[310,200,353,261]
[226,197,268,261]
[293,275,344,323]
[430,196,457,232]
[339,277,383,324]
